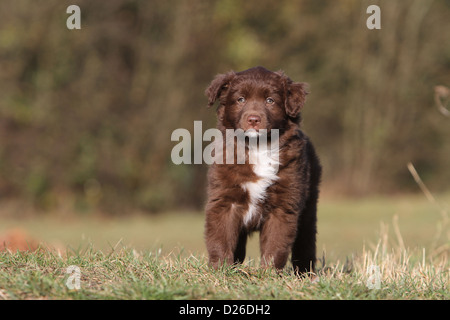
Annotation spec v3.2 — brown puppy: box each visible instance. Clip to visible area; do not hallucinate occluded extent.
[204,66,321,274]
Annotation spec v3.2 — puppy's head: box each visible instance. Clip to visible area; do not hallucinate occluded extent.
[205,66,308,134]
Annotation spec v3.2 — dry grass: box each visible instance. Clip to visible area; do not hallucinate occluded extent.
[1,170,448,299]
[0,220,448,300]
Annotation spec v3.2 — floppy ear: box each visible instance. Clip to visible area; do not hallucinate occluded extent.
[285,82,309,118]
[205,71,235,108]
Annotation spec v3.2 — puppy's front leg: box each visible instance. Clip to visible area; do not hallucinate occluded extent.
[259,211,298,271]
[205,204,242,269]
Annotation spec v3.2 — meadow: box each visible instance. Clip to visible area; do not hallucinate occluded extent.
[0,193,448,300]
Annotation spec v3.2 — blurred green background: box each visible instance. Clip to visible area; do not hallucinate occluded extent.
[0,1,449,257]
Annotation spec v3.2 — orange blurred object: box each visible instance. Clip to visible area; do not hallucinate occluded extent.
[0,228,40,252]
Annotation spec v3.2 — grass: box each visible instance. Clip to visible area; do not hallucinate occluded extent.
[0,241,448,300]
[0,193,449,300]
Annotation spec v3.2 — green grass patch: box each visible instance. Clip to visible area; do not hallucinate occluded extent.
[0,242,448,300]
[0,194,448,299]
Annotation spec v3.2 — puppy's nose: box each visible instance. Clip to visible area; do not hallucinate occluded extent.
[247,115,261,127]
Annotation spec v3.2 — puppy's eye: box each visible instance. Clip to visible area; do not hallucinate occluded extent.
[266,97,275,104]
[237,97,245,103]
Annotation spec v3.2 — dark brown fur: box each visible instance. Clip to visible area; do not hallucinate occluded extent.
[204,66,321,274]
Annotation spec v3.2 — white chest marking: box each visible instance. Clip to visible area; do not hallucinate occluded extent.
[241,145,280,227]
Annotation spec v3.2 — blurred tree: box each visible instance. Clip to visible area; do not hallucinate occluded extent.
[0,0,448,214]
